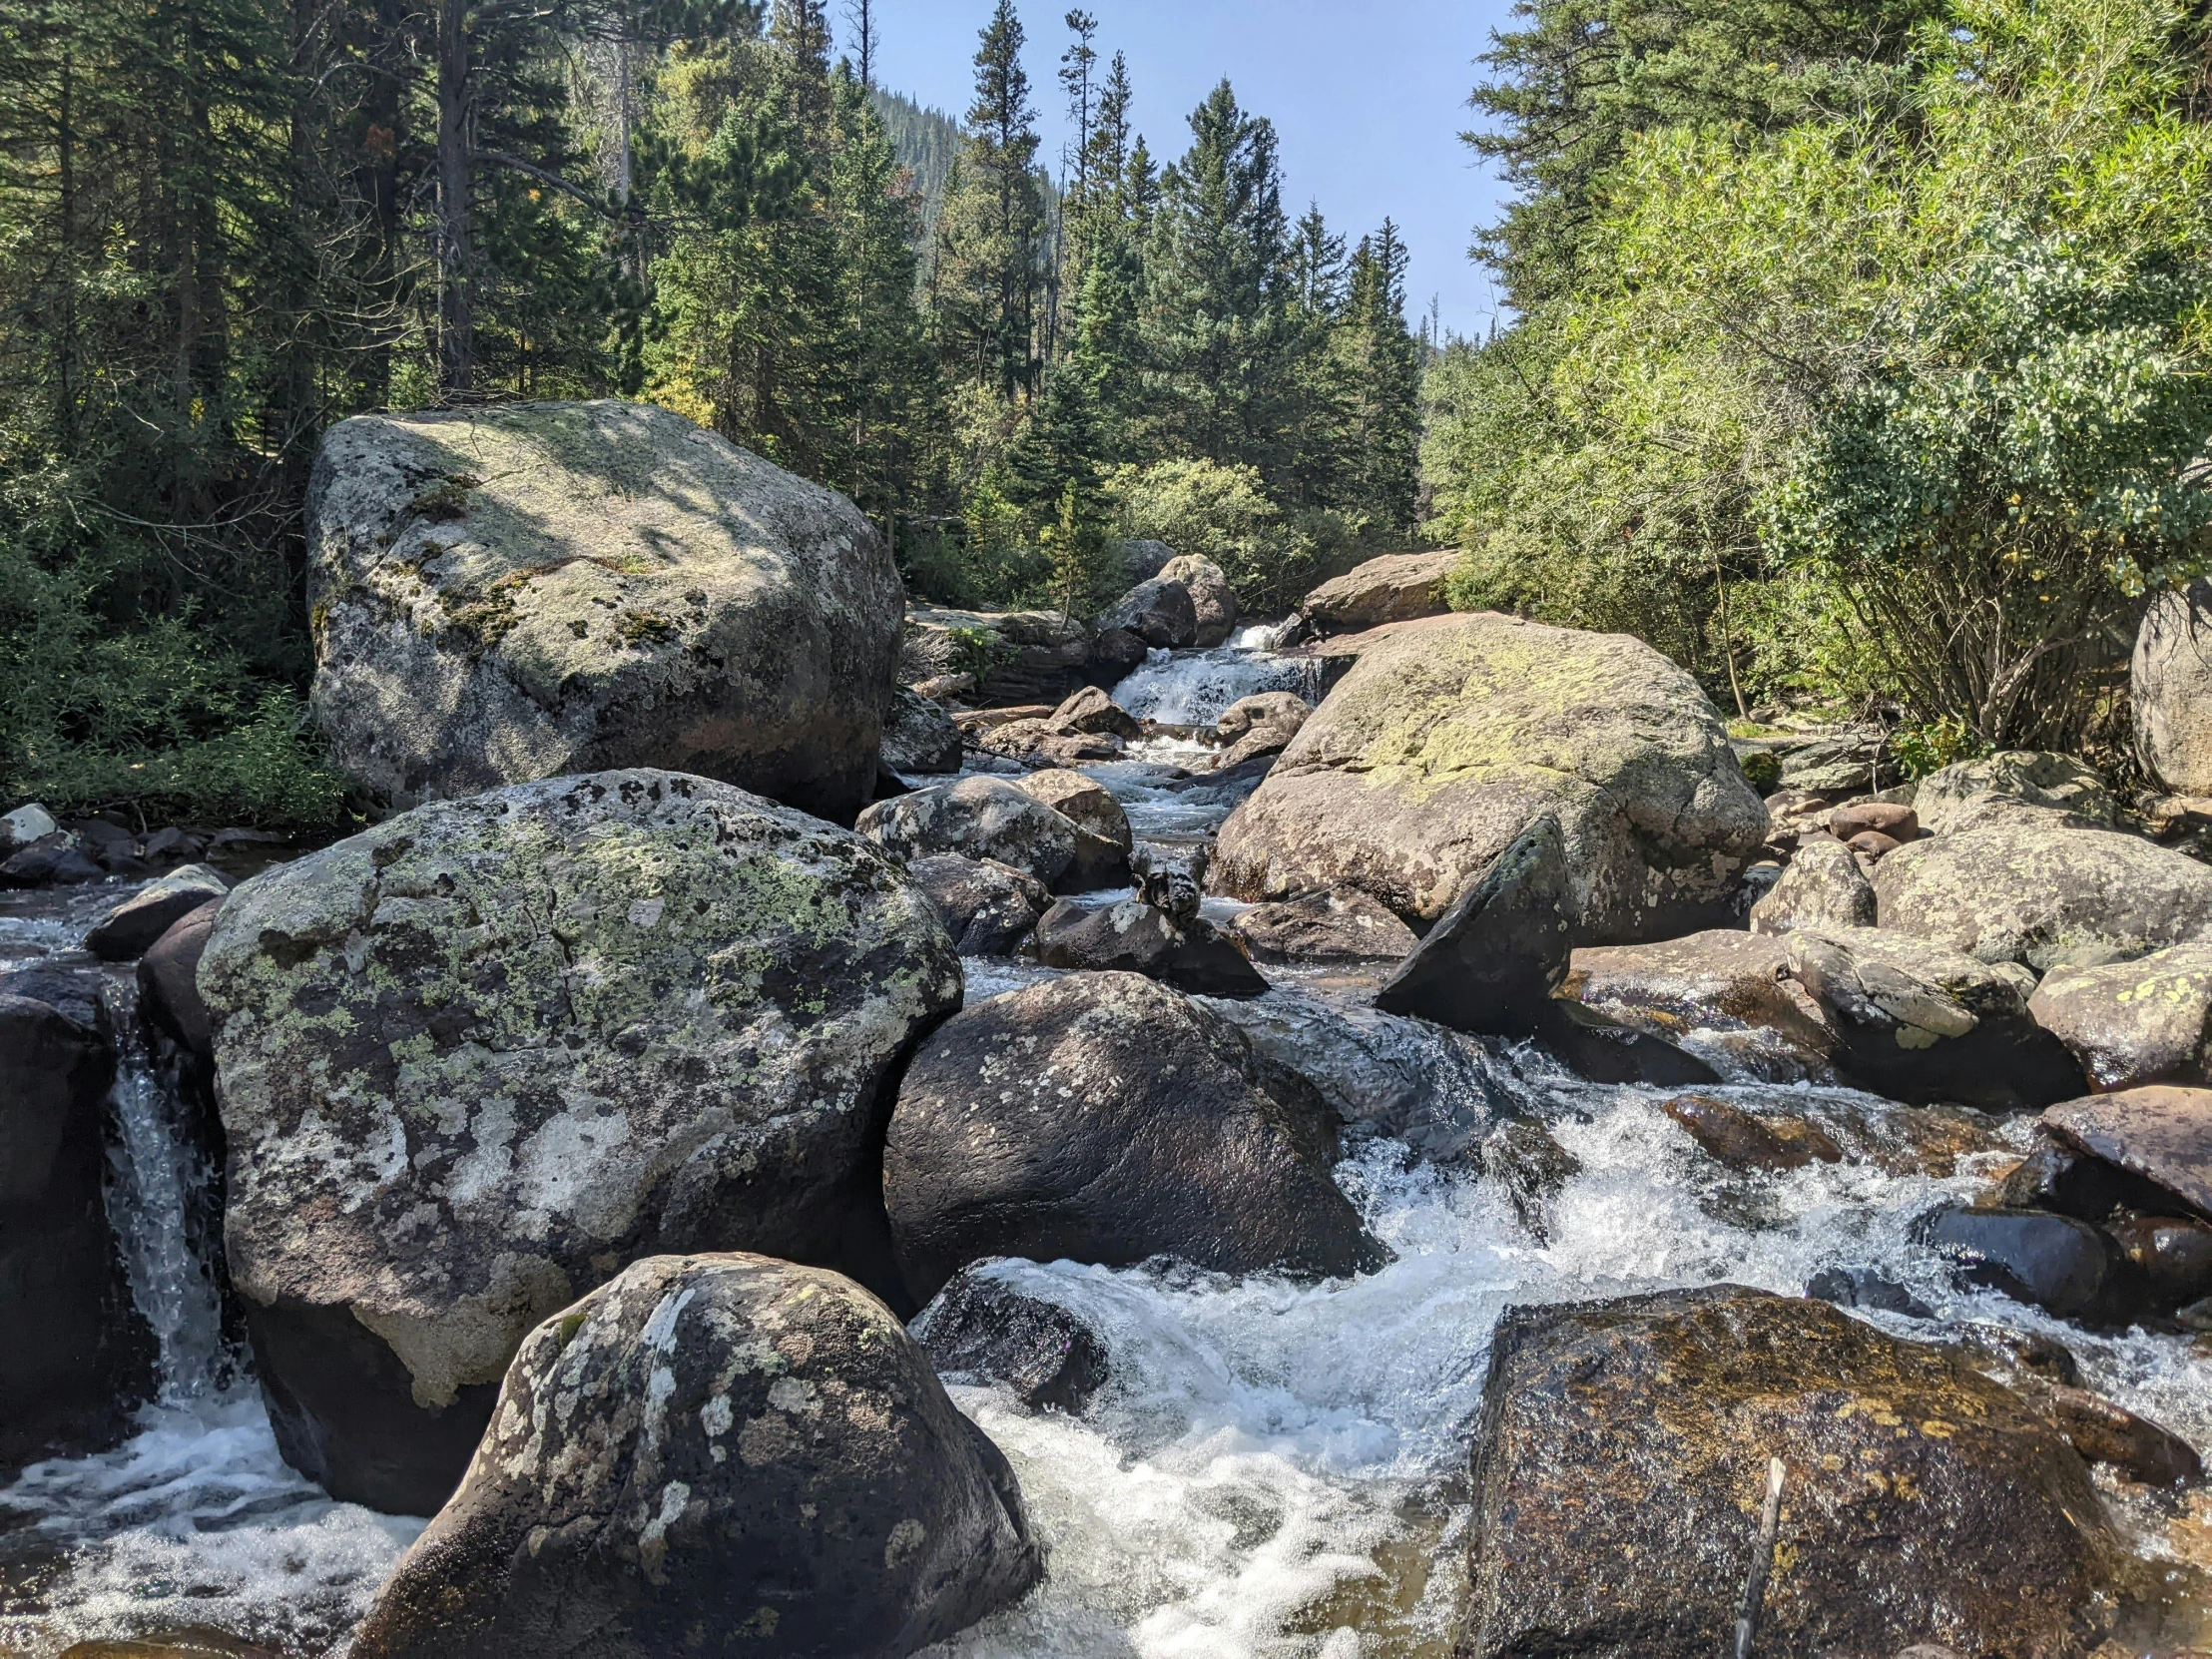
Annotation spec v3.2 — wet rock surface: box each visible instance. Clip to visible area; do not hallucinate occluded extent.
[912,1264,1111,1412]
[1463,1285,2120,1659]
[347,1254,1042,1659]
[308,401,902,823]
[2041,1087,2212,1222]
[1227,888,1418,962]
[198,770,962,1513]
[884,972,1388,1306]
[137,899,224,1066]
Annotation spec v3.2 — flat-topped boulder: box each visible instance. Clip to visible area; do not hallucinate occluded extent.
[1211,613,1769,939]
[2029,946,2212,1092]
[307,400,901,823]
[199,771,962,1514]
[1301,550,1456,635]
[2042,1087,2212,1222]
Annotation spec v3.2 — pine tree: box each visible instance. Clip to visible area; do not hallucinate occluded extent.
[1338,220,1421,535]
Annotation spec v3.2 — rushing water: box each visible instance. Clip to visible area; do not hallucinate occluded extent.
[1109,630,1326,728]
[5,639,2210,1654]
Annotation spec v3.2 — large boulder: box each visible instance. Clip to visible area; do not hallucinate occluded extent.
[197,771,962,1515]
[1461,1286,2120,1659]
[84,864,230,962]
[2042,1086,2212,1223]
[1873,823,2212,972]
[1749,835,1876,934]
[903,606,1092,706]
[1913,751,2115,836]
[1099,577,1198,651]
[883,973,1387,1305]
[1300,550,1456,635]
[0,978,154,1471]
[1375,816,1575,1037]
[1046,685,1143,740]
[2029,945,2212,1092]
[307,400,901,824]
[2133,578,2212,795]
[347,1254,1041,1659]
[881,687,963,776]
[1159,554,1239,647]
[858,776,1128,892]
[1210,614,1769,939]
[1228,890,1418,963]
[907,854,1051,955]
[1008,769,1133,851]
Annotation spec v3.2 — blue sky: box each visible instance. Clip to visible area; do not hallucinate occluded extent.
[860,0,1517,341]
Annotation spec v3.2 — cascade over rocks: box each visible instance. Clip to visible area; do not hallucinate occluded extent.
[308,401,903,824]
[1461,1285,2120,1659]
[2028,946,2212,1092]
[1300,550,1455,635]
[906,854,1052,955]
[1873,823,2212,972]
[858,775,1129,892]
[198,770,962,1514]
[1211,613,1768,939]
[347,1254,1042,1659]
[1159,554,1239,647]
[883,972,1388,1305]
[0,974,155,1471]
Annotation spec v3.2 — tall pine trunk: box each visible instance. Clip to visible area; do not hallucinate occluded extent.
[436,0,473,397]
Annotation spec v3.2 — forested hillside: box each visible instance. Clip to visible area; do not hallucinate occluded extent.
[0,0,1422,827]
[870,87,962,235]
[1424,0,2212,767]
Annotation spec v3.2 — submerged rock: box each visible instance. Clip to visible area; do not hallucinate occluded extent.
[199,771,962,1514]
[858,775,1129,892]
[884,972,1388,1305]
[84,864,230,962]
[1462,1285,2119,1659]
[348,1255,1041,1659]
[1032,898,1270,998]
[1211,613,1768,939]
[912,1265,1111,1412]
[2028,946,2212,1092]
[907,854,1052,955]
[308,400,901,824]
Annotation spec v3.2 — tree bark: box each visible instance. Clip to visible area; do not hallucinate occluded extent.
[436,0,473,398]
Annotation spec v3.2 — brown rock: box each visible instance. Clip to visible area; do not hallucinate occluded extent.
[1848,829,1905,860]
[970,719,1126,769]
[2037,1382,2204,1487]
[2028,945,2212,1092]
[2107,1215,2212,1308]
[1662,1094,1843,1172]
[1832,801,1922,840]
[1009,769,1133,851]
[1048,685,1143,740]
[1301,550,1457,635]
[1229,890,1418,962]
[2042,1086,2212,1222]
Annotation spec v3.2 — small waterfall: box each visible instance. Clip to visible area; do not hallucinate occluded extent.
[1111,637,1313,727]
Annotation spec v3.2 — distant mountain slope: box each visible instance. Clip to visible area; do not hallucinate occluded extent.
[871,88,961,235]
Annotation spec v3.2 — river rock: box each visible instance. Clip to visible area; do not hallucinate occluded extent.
[858,775,1128,892]
[1915,1205,2122,1320]
[1301,550,1455,635]
[1913,752,2115,835]
[2034,1382,2203,1487]
[138,899,223,1068]
[2041,1087,2212,1222]
[1216,692,1308,745]
[1211,613,1768,938]
[308,401,901,824]
[908,855,1051,955]
[347,1254,1041,1659]
[1228,890,1418,962]
[1806,1266,1933,1319]
[1561,929,1833,1081]
[882,687,963,776]
[1010,769,1133,851]
[904,606,1093,706]
[1089,626,1149,682]
[2027,945,2212,1092]
[969,718,1126,769]
[1,832,104,887]
[1665,1093,1842,1173]
[1032,899,1269,998]
[0,802,57,856]
[198,770,962,1514]
[2133,578,2212,795]
[883,972,1387,1305]
[1159,554,1239,647]
[2108,1214,2212,1306]
[1873,822,2212,972]
[1375,816,1575,1036]
[1,984,154,1471]
[1048,685,1143,740]
[1750,835,1877,934]
[912,1265,1111,1412]
[1462,1285,2119,1659]
[1830,801,1920,841]
[83,865,231,962]
[1099,577,1198,650]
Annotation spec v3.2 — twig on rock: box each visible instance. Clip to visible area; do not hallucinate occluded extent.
[1733,1455,1787,1659]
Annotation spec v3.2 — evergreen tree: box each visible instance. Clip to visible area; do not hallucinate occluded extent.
[1338,220,1421,534]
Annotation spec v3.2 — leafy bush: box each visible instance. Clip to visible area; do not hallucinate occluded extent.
[1110,458,1355,617]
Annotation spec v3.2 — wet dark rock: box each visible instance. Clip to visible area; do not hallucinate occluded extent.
[83,865,231,962]
[137,900,224,1066]
[1664,1093,1842,1173]
[1132,845,1204,923]
[1993,1135,2193,1225]
[2033,1382,2203,1487]
[1375,816,1575,1037]
[348,1255,1041,1659]
[1462,1285,2119,1659]
[1089,626,1150,682]
[1914,1205,2121,1321]
[138,827,206,864]
[884,972,1388,1306]
[2107,1215,2212,1306]
[908,854,1052,955]
[2041,1086,2212,1222]
[1032,898,1269,999]
[1099,576,1198,650]
[882,686,964,776]
[1807,1266,1934,1319]
[1473,1118,1583,1242]
[1950,1322,2083,1386]
[1562,929,1831,1081]
[1,983,156,1472]
[1,832,105,887]
[912,1265,1111,1412]
[1228,889,1418,962]
[1535,1000,1724,1087]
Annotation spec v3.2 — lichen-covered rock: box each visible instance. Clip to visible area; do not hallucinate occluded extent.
[903,607,1093,706]
[1046,686,1143,740]
[1031,898,1269,998]
[912,1264,1111,1413]
[1,978,155,1473]
[2027,945,2212,1093]
[1159,554,1239,647]
[1009,769,1133,851]
[1913,752,2115,836]
[199,770,962,1514]
[347,1254,1041,1659]
[1461,1286,2120,1659]
[1228,889,1418,962]
[84,864,230,962]
[906,855,1051,955]
[1300,550,1455,635]
[1211,613,1768,939]
[2133,578,2212,796]
[968,718,1126,770]
[2041,1086,2212,1223]
[1873,824,2212,972]
[882,687,963,776]
[1750,835,1877,934]
[883,973,1387,1305]
[858,775,1128,892]
[307,401,903,824]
